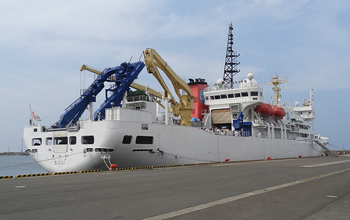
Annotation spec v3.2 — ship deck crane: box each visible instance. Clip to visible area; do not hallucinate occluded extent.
[74,48,193,126]
[80,65,165,109]
[143,48,194,126]
[53,61,144,128]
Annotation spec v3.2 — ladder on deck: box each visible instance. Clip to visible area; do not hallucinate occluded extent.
[314,140,338,157]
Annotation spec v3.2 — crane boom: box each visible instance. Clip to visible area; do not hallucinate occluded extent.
[53,62,144,128]
[79,48,194,126]
[81,64,165,109]
[93,61,145,120]
[143,48,194,126]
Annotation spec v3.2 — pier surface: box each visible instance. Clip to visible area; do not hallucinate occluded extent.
[1,156,350,220]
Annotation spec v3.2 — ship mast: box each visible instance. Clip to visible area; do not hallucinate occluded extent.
[265,74,287,105]
[223,22,240,88]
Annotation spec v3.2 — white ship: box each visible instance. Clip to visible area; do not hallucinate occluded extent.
[23,47,331,173]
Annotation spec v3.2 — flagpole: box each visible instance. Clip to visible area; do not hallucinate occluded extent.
[29,104,34,125]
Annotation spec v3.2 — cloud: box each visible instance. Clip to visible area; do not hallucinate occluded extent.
[1,0,349,90]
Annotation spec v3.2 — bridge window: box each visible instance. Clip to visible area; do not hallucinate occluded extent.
[136,136,153,144]
[70,136,77,145]
[214,95,220,99]
[235,93,241,97]
[122,135,132,144]
[95,148,114,153]
[46,137,52,145]
[251,91,258,96]
[32,138,42,146]
[54,137,68,145]
[228,94,234,98]
[210,96,214,100]
[82,136,94,145]
[230,105,239,111]
[221,94,227,99]
[241,92,248,97]
[142,124,148,130]
[132,149,154,152]
[232,113,238,119]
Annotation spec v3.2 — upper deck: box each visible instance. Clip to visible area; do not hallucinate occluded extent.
[203,73,264,108]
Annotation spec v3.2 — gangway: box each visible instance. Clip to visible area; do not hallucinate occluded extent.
[53,61,144,128]
[314,140,338,157]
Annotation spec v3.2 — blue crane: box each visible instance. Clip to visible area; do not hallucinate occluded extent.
[53,61,145,128]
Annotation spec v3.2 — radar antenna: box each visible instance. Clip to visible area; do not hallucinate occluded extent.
[265,74,287,105]
[223,22,240,88]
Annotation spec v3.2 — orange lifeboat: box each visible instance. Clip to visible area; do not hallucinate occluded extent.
[254,103,273,116]
[272,105,286,119]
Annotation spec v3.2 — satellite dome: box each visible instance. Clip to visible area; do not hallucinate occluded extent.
[216,79,224,87]
[240,74,259,88]
[247,73,254,80]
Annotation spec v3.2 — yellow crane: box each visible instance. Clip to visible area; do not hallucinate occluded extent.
[81,48,194,126]
[143,48,194,126]
[80,64,165,109]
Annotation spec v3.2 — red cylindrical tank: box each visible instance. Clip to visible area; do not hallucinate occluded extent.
[188,78,209,121]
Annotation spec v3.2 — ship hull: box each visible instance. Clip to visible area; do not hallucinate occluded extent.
[24,120,324,173]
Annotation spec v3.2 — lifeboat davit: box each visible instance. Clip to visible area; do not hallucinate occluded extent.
[272,105,286,119]
[254,103,273,116]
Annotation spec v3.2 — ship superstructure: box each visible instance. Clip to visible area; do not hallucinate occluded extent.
[201,73,319,142]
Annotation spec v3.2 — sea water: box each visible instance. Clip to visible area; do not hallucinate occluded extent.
[0,155,46,177]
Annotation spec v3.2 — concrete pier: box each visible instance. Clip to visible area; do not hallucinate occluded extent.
[1,156,350,220]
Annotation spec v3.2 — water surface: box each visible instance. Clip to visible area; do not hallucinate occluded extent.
[0,155,46,176]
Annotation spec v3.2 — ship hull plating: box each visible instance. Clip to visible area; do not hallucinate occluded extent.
[24,120,324,173]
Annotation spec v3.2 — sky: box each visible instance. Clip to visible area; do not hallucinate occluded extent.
[0,0,349,152]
